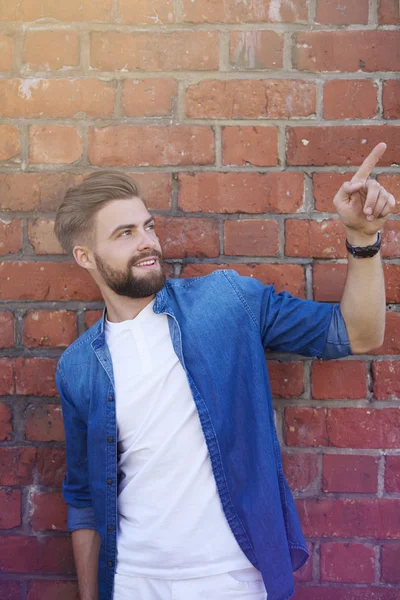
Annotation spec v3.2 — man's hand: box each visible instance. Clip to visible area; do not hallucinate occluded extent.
[333,142,396,243]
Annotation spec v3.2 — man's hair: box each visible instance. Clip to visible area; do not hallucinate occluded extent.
[54,171,142,254]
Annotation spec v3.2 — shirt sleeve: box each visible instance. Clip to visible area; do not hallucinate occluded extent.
[224,272,352,359]
[56,365,97,533]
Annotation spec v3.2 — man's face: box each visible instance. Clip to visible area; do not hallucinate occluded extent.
[91,197,166,298]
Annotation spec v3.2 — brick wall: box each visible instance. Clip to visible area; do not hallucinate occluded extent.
[0,1,399,598]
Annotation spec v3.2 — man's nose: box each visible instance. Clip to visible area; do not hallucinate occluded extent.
[137,230,156,251]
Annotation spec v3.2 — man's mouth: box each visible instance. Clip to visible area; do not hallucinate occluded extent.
[134,257,158,268]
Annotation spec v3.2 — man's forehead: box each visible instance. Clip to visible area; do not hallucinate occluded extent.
[96,197,151,229]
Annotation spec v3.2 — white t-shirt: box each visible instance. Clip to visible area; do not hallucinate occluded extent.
[105,299,253,579]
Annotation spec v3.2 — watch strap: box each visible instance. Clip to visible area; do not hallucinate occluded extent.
[345,231,382,258]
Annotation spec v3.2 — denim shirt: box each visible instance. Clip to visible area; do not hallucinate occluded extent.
[56,271,351,600]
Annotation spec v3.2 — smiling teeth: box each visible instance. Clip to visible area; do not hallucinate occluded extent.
[137,260,155,267]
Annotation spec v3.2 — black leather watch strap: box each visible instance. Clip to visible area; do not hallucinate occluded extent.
[345,231,382,258]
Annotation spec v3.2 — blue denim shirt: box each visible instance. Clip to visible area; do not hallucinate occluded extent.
[56,271,351,600]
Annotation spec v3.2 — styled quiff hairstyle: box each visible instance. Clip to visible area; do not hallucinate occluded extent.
[54,171,142,254]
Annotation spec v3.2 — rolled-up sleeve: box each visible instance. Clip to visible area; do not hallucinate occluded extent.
[321,304,353,360]
[67,504,97,533]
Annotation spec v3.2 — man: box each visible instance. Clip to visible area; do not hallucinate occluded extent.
[54,142,395,600]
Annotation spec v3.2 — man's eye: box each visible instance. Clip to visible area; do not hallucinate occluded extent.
[120,230,131,237]
[146,223,155,230]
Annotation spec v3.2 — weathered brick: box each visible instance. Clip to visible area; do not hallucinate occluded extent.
[90,31,218,71]
[383,80,400,119]
[0,219,22,256]
[27,581,79,600]
[185,80,316,119]
[23,31,79,70]
[222,126,278,167]
[182,0,308,23]
[382,221,400,258]
[0,125,20,160]
[0,489,21,529]
[312,360,367,400]
[30,492,67,531]
[23,310,77,348]
[378,0,400,24]
[0,79,114,118]
[85,310,103,329]
[324,80,378,119]
[285,407,328,447]
[0,537,74,574]
[229,31,284,69]
[372,361,400,400]
[293,587,400,600]
[0,582,21,600]
[131,173,172,211]
[29,125,83,164]
[122,79,177,117]
[0,262,102,301]
[180,264,306,298]
[224,219,279,256]
[385,456,400,494]
[28,219,64,255]
[0,403,12,440]
[155,216,219,259]
[88,126,214,167]
[293,31,400,72]
[320,542,375,583]
[0,311,14,348]
[313,173,355,213]
[36,447,66,488]
[0,362,14,397]
[327,408,400,449]
[285,218,346,258]
[0,173,83,212]
[378,175,400,214]
[0,0,112,21]
[14,358,58,396]
[316,0,369,24]
[0,447,36,485]
[25,404,65,442]
[178,172,304,214]
[287,126,400,167]
[282,453,318,491]
[313,263,347,302]
[371,312,400,356]
[381,544,400,583]
[268,361,304,398]
[294,542,313,583]
[323,454,378,493]
[118,0,175,24]
[0,33,14,70]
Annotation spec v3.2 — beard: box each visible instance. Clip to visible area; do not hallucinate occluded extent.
[93,249,166,299]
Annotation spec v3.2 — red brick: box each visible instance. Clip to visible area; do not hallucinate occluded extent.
[385,456,400,493]
[23,31,79,70]
[0,537,74,574]
[155,216,219,259]
[282,453,318,491]
[0,262,102,301]
[30,492,67,531]
[268,361,304,398]
[0,219,22,256]
[0,360,14,395]
[383,80,400,119]
[180,264,306,298]
[324,80,378,119]
[0,311,14,348]
[320,542,375,583]
[222,126,278,167]
[377,175,400,215]
[378,0,400,24]
[122,79,177,117]
[313,263,347,302]
[293,588,400,600]
[14,358,58,396]
[0,582,21,600]
[0,403,12,440]
[371,313,400,356]
[382,221,400,258]
[312,360,367,400]
[313,173,355,212]
[0,125,20,160]
[285,407,328,447]
[385,265,400,303]
[322,454,378,493]
[285,218,346,258]
[224,220,279,256]
[27,581,79,600]
[185,80,316,119]
[0,79,114,118]
[293,31,400,72]
[0,173,84,212]
[23,310,77,348]
[0,447,36,485]
[85,310,103,329]
[28,219,64,254]
[88,126,214,167]
[0,33,14,70]
[297,498,400,538]
[29,125,82,164]
[294,542,313,583]
[132,173,172,211]
[327,408,400,449]
[381,544,400,583]
[373,361,400,400]
[0,489,21,529]
[230,31,283,69]
[287,126,399,167]
[36,448,66,488]
[316,0,369,24]
[179,172,304,214]
[182,0,308,23]
[25,404,65,442]
[91,31,218,71]
[119,0,175,23]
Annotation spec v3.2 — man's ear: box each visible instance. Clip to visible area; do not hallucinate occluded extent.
[73,245,96,271]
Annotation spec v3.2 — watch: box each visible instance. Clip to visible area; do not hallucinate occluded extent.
[345,231,382,258]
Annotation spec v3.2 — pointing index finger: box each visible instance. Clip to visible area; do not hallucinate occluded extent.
[351,142,387,182]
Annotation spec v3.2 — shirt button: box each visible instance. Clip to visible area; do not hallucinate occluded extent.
[108,395,114,402]
[107,436,114,443]
[107,525,115,532]
[107,478,113,485]
[108,561,113,567]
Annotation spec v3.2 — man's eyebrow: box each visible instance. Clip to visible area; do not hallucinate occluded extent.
[110,217,154,238]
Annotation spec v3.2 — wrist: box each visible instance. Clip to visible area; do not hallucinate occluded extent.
[345,228,379,247]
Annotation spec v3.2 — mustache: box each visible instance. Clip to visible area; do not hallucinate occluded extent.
[127,249,163,268]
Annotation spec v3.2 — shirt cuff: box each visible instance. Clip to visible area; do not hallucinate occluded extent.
[321,305,353,360]
[67,504,97,532]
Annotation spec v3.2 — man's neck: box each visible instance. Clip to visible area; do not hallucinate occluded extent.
[103,291,156,323]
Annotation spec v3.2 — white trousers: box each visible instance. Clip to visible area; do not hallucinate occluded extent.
[113,566,268,600]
